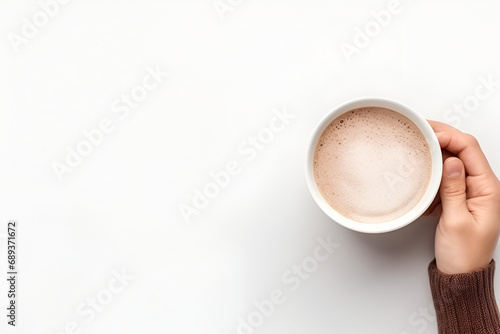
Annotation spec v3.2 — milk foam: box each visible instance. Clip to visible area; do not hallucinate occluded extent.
[313,107,432,224]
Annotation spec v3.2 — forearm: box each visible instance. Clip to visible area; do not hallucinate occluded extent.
[429,259,500,333]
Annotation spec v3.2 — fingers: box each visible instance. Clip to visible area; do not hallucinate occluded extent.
[441,149,454,163]
[422,149,455,217]
[440,157,469,219]
[427,120,494,177]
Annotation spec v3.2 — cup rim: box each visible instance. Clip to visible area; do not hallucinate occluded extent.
[305,97,443,233]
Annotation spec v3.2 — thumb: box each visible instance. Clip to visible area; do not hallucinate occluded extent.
[440,157,467,217]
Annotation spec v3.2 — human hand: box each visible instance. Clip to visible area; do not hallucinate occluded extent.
[424,121,500,274]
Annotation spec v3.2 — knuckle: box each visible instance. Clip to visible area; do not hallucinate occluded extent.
[443,185,465,198]
[464,133,479,146]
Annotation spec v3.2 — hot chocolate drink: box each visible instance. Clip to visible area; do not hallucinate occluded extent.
[313,107,432,224]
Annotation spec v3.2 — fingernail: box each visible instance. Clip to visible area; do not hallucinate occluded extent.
[445,158,463,178]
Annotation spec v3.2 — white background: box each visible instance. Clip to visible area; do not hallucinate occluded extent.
[1,0,500,333]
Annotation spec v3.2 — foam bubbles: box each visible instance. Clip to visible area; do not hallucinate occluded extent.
[313,107,432,224]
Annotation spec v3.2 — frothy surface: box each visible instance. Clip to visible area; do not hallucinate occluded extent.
[313,107,432,224]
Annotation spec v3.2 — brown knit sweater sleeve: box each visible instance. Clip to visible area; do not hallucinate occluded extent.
[428,259,500,333]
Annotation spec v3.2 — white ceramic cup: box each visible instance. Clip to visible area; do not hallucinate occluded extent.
[305,98,443,233]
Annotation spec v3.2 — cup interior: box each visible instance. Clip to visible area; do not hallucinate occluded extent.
[305,98,442,233]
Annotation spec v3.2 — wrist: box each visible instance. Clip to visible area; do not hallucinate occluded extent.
[436,257,493,275]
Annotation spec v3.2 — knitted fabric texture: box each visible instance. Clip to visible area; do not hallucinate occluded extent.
[429,259,500,334]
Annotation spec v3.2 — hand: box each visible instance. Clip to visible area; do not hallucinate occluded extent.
[424,121,500,274]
